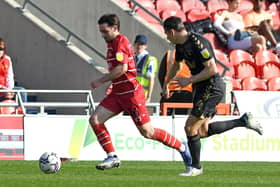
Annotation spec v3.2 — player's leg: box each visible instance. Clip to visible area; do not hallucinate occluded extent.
[123,87,192,168]
[180,75,223,176]
[258,20,278,47]
[136,122,192,168]
[89,94,122,170]
[205,112,263,138]
[179,114,206,177]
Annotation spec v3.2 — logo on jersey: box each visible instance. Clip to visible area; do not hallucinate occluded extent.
[116,52,124,62]
[200,49,210,59]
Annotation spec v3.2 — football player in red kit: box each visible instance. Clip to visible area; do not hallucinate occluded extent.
[89,14,192,173]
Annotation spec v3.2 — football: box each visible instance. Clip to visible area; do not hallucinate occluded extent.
[39,152,61,174]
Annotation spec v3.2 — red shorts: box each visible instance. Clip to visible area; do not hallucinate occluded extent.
[100,86,150,126]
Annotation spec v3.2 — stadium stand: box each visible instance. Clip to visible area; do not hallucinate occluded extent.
[241,77,267,91]
[236,0,254,15]
[267,76,280,91]
[206,0,229,19]
[155,0,181,13]
[180,0,206,14]
[214,49,234,78]
[160,8,186,22]
[186,9,210,22]
[231,78,242,90]
[229,49,257,79]
[254,50,280,79]
[203,33,226,51]
[136,7,160,24]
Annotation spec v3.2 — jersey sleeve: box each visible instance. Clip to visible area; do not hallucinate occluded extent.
[191,34,213,64]
[115,37,131,64]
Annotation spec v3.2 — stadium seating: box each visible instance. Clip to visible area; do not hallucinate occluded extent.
[203,33,226,51]
[160,8,186,22]
[231,78,242,90]
[155,0,181,14]
[206,0,228,16]
[241,77,267,91]
[180,0,206,14]
[254,50,280,79]
[214,49,234,77]
[127,0,279,92]
[236,0,253,15]
[229,49,256,79]
[136,7,160,24]
[186,9,210,22]
[262,63,280,80]
[267,77,280,91]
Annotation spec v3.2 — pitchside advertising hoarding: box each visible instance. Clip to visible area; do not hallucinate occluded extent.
[233,91,280,118]
[24,115,280,161]
[0,116,24,160]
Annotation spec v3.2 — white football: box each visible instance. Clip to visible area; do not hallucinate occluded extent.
[39,152,61,174]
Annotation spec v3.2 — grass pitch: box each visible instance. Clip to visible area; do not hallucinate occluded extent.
[0,161,279,187]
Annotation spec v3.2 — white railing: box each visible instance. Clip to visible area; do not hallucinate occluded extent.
[0,89,161,115]
[0,89,95,115]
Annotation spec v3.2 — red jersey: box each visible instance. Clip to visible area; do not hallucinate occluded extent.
[107,34,139,95]
[0,54,12,87]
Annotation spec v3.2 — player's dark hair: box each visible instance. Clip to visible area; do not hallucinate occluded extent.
[163,16,185,32]
[98,14,120,30]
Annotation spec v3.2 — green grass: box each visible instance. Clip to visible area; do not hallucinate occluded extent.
[0,161,279,187]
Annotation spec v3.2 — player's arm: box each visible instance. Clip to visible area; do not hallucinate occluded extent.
[91,63,128,89]
[173,58,217,88]
[162,60,182,98]
[189,58,218,84]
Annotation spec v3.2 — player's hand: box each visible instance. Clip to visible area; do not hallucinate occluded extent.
[162,85,173,99]
[170,77,191,88]
[91,79,102,89]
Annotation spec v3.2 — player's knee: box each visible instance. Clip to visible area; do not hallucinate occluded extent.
[89,114,98,126]
[140,129,153,139]
[198,128,208,138]
[185,125,197,136]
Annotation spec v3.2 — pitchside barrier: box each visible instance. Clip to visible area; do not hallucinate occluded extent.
[0,90,279,161]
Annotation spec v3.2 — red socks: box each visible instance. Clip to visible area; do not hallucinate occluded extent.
[92,124,115,154]
[152,128,181,150]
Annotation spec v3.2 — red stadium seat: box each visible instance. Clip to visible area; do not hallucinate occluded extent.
[180,0,206,14]
[254,50,280,79]
[262,63,280,80]
[214,49,234,78]
[186,9,210,22]
[236,0,253,15]
[155,0,181,13]
[203,33,225,51]
[241,77,267,91]
[229,49,256,79]
[136,7,160,24]
[160,8,186,22]
[206,0,228,15]
[231,78,242,90]
[267,77,280,91]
